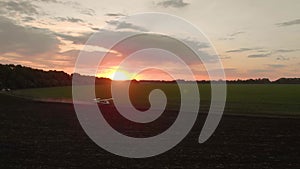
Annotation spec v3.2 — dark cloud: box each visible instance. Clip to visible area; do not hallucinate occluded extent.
[22,16,35,22]
[57,29,222,78]
[219,31,245,41]
[32,0,95,16]
[105,13,126,17]
[219,37,234,41]
[0,16,59,56]
[157,0,189,8]
[44,0,96,16]
[248,53,271,58]
[248,69,271,73]
[67,1,96,16]
[59,49,80,58]
[227,47,298,55]
[223,68,237,72]
[256,49,269,53]
[220,56,231,60]
[229,31,245,37]
[267,64,286,68]
[106,20,149,32]
[55,32,92,44]
[62,29,217,68]
[80,8,96,16]
[276,55,290,61]
[54,17,84,23]
[90,27,101,31]
[193,68,237,76]
[35,0,60,3]
[116,22,148,32]
[276,19,300,27]
[181,38,209,50]
[82,29,136,48]
[0,1,40,15]
[0,0,95,24]
[226,48,256,53]
[275,49,298,53]
[35,0,78,6]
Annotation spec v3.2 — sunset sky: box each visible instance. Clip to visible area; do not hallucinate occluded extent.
[0,0,299,80]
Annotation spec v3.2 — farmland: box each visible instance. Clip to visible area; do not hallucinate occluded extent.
[11,83,300,117]
[1,87,300,168]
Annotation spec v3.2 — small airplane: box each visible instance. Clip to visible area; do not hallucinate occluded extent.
[93,98,113,105]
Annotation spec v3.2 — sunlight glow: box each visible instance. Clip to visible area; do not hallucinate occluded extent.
[109,70,131,80]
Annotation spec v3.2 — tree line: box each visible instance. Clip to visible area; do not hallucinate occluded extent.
[0,64,72,89]
[0,64,299,90]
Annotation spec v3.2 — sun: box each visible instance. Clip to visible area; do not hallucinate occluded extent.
[97,67,136,80]
[109,71,130,80]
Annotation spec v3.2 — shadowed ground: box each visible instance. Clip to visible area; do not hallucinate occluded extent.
[0,93,299,169]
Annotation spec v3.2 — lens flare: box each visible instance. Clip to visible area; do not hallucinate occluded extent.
[110,71,129,80]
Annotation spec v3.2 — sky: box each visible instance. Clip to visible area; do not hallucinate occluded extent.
[0,0,299,80]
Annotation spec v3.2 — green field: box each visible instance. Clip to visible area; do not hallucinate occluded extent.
[11,84,300,116]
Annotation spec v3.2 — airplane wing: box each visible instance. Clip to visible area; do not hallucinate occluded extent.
[102,98,113,101]
[93,98,113,104]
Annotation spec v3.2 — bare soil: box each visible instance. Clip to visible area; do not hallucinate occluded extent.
[0,94,299,169]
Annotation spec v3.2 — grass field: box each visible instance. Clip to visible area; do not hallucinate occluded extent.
[11,83,300,116]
